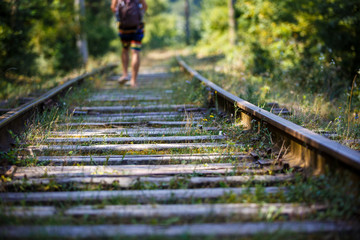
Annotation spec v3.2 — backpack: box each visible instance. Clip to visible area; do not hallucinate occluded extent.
[117,0,142,29]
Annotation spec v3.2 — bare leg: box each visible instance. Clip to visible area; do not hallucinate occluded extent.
[130,49,140,87]
[121,48,130,78]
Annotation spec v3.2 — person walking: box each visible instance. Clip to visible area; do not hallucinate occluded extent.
[111,0,147,88]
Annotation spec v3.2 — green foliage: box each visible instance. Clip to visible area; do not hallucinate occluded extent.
[0,0,81,79]
[143,13,179,49]
[143,0,180,49]
[0,0,119,82]
[0,0,187,84]
[85,1,117,57]
[34,0,81,73]
[0,0,46,78]
[0,0,119,101]
[287,172,360,219]
[2,0,359,108]
[194,0,360,98]
[195,0,228,54]
[0,150,18,166]
[146,0,168,16]
[283,0,360,76]
[274,0,360,96]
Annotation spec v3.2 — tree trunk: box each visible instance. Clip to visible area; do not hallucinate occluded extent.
[10,0,18,29]
[228,0,237,46]
[75,0,89,65]
[185,0,190,45]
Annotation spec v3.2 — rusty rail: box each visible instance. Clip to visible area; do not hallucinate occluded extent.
[0,64,117,151]
[177,56,360,174]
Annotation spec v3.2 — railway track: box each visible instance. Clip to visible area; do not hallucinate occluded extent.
[0,57,359,239]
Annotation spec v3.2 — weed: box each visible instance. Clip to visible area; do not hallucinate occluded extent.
[286,172,360,220]
[181,55,360,150]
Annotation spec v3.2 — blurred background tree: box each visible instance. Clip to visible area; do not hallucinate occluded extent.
[0,0,359,102]
[85,0,116,57]
[0,0,187,85]
[0,0,81,81]
[0,0,49,80]
[193,0,360,99]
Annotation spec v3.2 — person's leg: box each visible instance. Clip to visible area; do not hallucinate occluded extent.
[128,25,144,87]
[130,49,140,87]
[121,47,130,79]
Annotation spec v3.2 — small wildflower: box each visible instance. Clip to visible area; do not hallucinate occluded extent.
[215,91,218,94]
[355,113,359,120]
[1,175,11,182]
[202,118,208,121]
[210,115,214,118]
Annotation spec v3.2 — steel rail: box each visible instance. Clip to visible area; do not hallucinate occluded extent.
[177,56,360,173]
[0,64,117,151]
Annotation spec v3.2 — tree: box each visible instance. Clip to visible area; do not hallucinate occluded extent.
[228,0,237,45]
[0,0,46,79]
[85,0,116,57]
[75,0,89,65]
[185,0,190,45]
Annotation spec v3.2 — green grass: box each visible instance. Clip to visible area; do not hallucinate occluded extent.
[1,172,359,221]
[0,52,359,232]
[179,55,360,150]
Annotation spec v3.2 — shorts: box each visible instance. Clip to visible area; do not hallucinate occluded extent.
[118,23,144,51]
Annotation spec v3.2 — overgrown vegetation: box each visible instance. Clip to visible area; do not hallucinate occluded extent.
[194,0,360,88]
[182,0,360,146]
[2,67,359,223]
[0,0,168,102]
[1,2,360,236]
[2,0,359,109]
